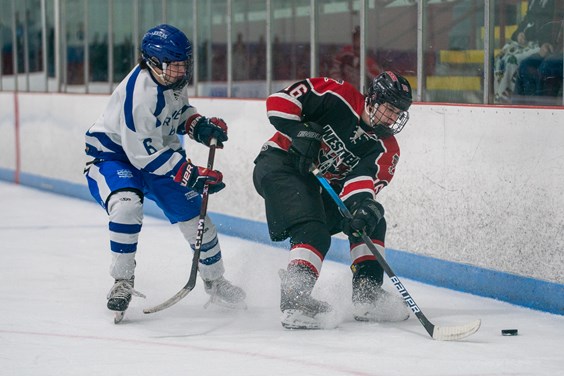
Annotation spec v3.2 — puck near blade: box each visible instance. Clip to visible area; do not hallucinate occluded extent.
[501,329,518,336]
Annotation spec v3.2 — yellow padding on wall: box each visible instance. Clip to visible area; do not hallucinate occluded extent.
[404,75,481,91]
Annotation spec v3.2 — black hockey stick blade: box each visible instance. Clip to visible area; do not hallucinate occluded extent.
[142,285,193,314]
[313,168,481,341]
[143,141,217,315]
[142,250,200,314]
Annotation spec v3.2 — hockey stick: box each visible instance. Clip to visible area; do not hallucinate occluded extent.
[312,168,481,341]
[144,139,218,314]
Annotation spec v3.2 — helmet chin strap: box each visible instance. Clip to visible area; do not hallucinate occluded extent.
[147,61,172,85]
[364,101,378,127]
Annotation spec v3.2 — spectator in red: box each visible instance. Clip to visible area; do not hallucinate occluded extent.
[329,26,382,89]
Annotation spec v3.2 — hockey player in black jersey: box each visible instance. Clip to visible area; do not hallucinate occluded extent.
[253,71,413,329]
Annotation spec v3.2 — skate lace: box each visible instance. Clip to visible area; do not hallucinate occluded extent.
[107,279,146,300]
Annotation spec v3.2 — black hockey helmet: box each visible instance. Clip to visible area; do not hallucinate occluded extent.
[364,71,412,136]
[367,71,412,111]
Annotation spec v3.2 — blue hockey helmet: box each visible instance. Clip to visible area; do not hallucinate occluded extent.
[141,24,193,89]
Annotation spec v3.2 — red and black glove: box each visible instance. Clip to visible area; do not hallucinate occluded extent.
[342,197,384,237]
[174,161,225,194]
[186,114,228,148]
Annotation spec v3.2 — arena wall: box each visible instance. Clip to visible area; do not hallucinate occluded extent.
[1,91,562,314]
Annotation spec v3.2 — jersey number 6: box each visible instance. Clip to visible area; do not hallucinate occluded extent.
[143,138,158,155]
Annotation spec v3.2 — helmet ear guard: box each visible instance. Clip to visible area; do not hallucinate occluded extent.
[143,55,162,69]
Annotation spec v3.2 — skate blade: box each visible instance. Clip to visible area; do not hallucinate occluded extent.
[204,295,248,310]
[114,311,125,324]
[353,301,410,323]
[281,309,335,330]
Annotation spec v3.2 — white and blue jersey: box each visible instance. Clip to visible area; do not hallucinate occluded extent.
[85,64,197,176]
[84,65,225,282]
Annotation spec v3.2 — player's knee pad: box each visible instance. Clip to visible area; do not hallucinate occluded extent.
[107,190,143,255]
[107,190,144,225]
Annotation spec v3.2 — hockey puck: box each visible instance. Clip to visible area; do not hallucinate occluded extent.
[501,329,518,336]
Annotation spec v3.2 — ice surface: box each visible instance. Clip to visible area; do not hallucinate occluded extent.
[1,181,563,376]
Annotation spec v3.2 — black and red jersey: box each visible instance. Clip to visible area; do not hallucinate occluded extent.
[261,77,400,202]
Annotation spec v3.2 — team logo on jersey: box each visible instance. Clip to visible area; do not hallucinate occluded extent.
[117,169,134,179]
[317,125,359,180]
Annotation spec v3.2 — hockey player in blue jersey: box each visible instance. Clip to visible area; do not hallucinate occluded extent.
[84,24,246,319]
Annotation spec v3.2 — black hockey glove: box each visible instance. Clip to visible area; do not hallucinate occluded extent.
[343,198,385,237]
[186,114,228,148]
[288,121,323,175]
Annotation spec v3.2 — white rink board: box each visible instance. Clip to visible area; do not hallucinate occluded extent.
[0,92,563,285]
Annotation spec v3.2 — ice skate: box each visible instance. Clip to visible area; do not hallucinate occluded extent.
[352,275,410,322]
[203,276,247,310]
[279,267,332,330]
[107,277,146,323]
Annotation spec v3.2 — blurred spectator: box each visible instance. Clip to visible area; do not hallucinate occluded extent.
[233,32,248,80]
[272,35,291,80]
[25,9,41,72]
[1,20,13,75]
[513,8,563,104]
[250,35,266,80]
[89,33,108,82]
[67,21,85,84]
[198,40,209,81]
[537,46,563,99]
[15,12,24,71]
[494,31,540,103]
[329,26,381,89]
[513,41,553,99]
[511,0,555,46]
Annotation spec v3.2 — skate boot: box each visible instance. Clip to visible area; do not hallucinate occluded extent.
[204,276,247,309]
[107,277,145,323]
[352,263,410,322]
[280,264,332,330]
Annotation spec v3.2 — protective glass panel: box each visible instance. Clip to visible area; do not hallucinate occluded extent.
[64,0,86,89]
[166,0,194,90]
[494,0,563,106]
[231,0,267,98]
[422,0,484,103]
[271,0,310,90]
[113,0,136,83]
[88,0,109,90]
[23,0,44,78]
[139,0,163,39]
[365,1,417,99]
[318,0,363,90]
[197,0,227,96]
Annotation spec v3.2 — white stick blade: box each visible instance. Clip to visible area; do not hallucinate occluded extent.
[432,319,481,341]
